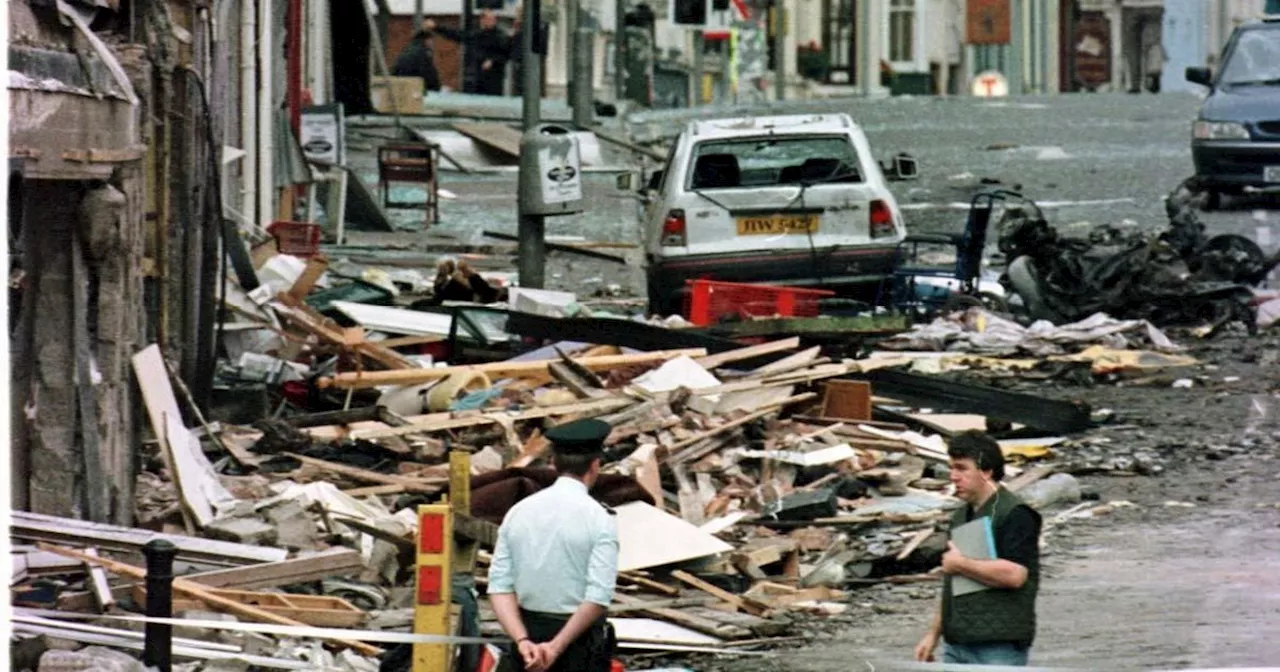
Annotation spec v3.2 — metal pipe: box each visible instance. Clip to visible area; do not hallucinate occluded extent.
[773,5,785,101]
[258,0,274,227]
[573,24,595,126]
[142,539,178,671]
[690,29,704,106]
[519,0,546,288]
[241,0,256,228]
[614,0,627,101]
[566,0,579,105]
[288,0,303,132]
[858,0,871,96]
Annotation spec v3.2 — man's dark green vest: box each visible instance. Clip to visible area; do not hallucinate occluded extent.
[942,487,1040,646]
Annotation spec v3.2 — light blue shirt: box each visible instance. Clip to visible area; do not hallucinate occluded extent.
[487,477,619,614]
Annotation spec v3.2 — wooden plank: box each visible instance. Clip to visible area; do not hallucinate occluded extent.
[1006,464,1057,493]
[671,570,772,617]
[608,596,720,613]
[548,361,610,399]
[287,256,330,301]
[342,484,407,497]
[668,393,818,464]
[896,526,936,561]
[694,337,800,370]
[319,348,708,390]
[744,345,822,378]
[284,453,446,493]
[619,571,680,596]
[611,594,751,639]
[11,512,286,566]
[187,549,364,590]
[452,122,523,159]
[132,585,366,628]
[36,544,382,657]
[83,549,114,612]
[350,397,634,441]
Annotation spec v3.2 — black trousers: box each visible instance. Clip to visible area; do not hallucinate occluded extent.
[514,609,613,672]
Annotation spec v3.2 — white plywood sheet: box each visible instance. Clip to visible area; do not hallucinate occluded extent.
[615,502,733,572]
[330,301,454,337]
[133,345,237,529]
[608,617,722,646]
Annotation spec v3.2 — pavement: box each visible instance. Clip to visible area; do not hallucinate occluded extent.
[344,92,1279,305]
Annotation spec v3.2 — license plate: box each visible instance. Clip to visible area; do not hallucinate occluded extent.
[736,214,820,235]
[1266,166,1280,183]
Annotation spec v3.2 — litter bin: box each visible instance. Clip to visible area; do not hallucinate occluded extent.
[518,124,584,217]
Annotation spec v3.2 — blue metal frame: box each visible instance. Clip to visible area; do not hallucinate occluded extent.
[877,189,1023,314]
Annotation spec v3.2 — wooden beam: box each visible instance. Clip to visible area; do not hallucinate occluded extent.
[37,544,382,656]
[350,397,635,441]
[285,453,446,493]
[318,349,708,390]
[671,570,772,617]
[694,337,800,370]
[668,393,817,464]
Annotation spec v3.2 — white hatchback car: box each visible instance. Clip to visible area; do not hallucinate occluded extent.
[642,113,910,316]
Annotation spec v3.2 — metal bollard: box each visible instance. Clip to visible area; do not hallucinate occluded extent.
[142,539,178,671]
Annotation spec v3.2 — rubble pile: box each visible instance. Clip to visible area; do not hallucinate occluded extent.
[12,239,1193,672]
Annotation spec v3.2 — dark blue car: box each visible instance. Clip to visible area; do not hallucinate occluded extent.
[1186,16,1280,209]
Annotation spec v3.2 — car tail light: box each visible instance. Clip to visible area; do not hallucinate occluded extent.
[869,200,895,238]
[661,209,687,246]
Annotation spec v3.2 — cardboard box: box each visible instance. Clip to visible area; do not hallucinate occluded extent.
[370,76,425,114]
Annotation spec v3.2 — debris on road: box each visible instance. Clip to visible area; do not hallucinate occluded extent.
[996,184,1280,331]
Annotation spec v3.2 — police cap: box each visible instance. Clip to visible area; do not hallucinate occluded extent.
[545,418,611,455]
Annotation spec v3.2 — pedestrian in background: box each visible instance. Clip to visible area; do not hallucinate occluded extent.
[392,21,442,92]
[487,418,619,672]
[427,11,512,96]
[914,430,1043,666]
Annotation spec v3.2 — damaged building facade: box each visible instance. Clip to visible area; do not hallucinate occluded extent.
[8,0,319,522]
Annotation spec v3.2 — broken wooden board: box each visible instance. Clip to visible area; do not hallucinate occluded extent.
[321,348,708,390]
[133,345,237,529]
[819,380,872,421]
[285,453,447,493]
[11,512,286,566]
[614,502,733,573]
[134,586,367,628]
[452,122,523,159]
[36,544,381,657]
[350,397,635,441]
[671,570,772,617]
[611,594,752,639]
[694,337,800,370]
[56,549,365,612]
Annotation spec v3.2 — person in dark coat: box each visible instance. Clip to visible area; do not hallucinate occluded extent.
[427,11,513,95]
[391,23,442,91]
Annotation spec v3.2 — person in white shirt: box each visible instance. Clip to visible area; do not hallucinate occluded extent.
[487,418,619,672]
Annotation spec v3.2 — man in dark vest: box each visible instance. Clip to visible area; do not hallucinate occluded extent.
[914,430,1043,666]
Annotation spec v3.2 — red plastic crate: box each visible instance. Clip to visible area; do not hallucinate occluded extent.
[267,220,322,257]
[684,279,834,326]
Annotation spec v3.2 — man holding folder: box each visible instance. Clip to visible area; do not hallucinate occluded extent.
[914,430,1043,666]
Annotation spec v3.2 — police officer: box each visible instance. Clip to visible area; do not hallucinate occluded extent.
[487,418,619,672]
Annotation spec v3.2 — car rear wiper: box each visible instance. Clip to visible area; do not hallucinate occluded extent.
[690,188,733,213]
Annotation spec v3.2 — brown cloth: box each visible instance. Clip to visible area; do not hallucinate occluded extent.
[470,468,654,525]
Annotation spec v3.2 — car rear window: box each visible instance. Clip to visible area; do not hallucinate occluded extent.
[687,135,863,190]
[1220,29,1280,86]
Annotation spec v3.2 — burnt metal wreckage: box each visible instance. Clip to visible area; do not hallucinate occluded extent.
[995,178,1280,334]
